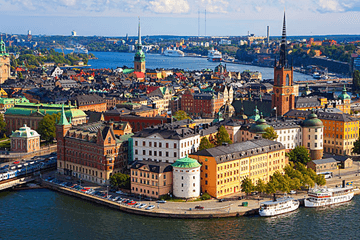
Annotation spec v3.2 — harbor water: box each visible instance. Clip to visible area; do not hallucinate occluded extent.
[87,52,313,81]
[1,189,359,240]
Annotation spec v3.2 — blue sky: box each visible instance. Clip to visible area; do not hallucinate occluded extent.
[1,0,360,37]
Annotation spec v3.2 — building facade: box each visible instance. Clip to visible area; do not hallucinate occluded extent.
[132,125,200,163]
[190,138,287,198]
[0,40,10,84]
[10,124,40,153]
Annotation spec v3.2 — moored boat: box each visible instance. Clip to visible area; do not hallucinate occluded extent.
[259,195,300,217]
[304,181,354,208]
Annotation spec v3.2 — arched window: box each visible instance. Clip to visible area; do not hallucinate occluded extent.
[286,74,290,86]
[276,74,280,85]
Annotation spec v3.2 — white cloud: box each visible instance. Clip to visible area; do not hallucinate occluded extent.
[200,0,229,13]
[315,0,360,13]
[147,0,190,13]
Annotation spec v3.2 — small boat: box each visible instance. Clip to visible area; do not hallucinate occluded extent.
[259,194,300,217]
[304,181,354,208]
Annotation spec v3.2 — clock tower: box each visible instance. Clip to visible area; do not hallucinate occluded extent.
[272,12,295,116]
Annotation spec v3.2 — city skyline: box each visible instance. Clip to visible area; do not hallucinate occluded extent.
[1,0,360,37]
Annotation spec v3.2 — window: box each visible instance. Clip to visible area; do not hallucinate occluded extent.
[166,143,169,148]
[174,152,177,158]
[205,165,208,170]
[135,141,138,146]
[166,152,169,157]
[149,142,152,147]
[174,143,177,148]
[159,143,162,148]
[307,143,310,148]
[108,137,111,144]
[143,150,146,155]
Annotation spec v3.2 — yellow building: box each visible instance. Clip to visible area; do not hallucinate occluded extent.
[285,109,359,155]
[190,138,287,198]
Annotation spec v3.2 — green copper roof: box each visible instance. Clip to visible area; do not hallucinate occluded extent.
[250,115,270,134]
[338,85,350,100]
[172,156,201,169]
[0,40,8,56]
[0,97,29,105]
[249,106,260,121]
[58,105,70,125]
[302,110,323,128]
[123,69,135,74]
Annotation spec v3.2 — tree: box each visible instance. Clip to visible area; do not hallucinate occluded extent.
[255,179,266,195]
[173,110,191,121]
[352,137,360,154]
[199,137,214,150]
[215,125,232,146]
[353,70,360,92]
[265,180,277,194]
[0,114,7,134]
[110,173,130,189]
[241,177,255,194]
[37,113,61,142]
[286,146,311,165]
[262,127,278,140]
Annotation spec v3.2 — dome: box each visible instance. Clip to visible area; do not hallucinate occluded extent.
[302,110,323,128]
[219,100,235,119]
[249,106,260,121]
[172,156,201,169]
[338,85,350,100]
[249,114,270,134]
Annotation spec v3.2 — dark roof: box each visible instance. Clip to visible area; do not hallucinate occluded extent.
[130,160,172,173]
[232,99,273,118]
[295,96,321,108]
[85,111,104,123]
[285,109,357,122]
[72,94,106,106]
[133,126,199,140]
[266,118,302,130]
[191,138,284,163]
[310,158,337,165]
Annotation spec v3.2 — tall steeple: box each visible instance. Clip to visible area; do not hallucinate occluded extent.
[58,104,70,126]
[279,11,287,68]
[134,17,146,73]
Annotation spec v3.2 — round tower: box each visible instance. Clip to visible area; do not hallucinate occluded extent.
[172,156,201,199]
[301,109,324,160]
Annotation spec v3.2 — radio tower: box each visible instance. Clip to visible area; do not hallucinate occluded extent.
[198,9,200,37]
[205,9,207,37]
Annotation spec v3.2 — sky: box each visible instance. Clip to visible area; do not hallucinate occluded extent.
[1,0,360,37]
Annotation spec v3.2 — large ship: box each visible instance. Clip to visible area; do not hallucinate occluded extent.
[259,195,300,217]
[163,48,185,57]
[304,181,354,208]
[208,48,222,62]
[74,44,88,54]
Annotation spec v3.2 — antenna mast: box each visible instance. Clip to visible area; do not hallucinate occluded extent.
[198,9,200,37]
[205,9,207,37]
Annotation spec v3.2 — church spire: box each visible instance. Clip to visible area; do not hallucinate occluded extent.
[279,11,287,68]
[58,104,70,126]
[138,17,142,46]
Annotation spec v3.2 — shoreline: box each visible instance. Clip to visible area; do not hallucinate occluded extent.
[39,180,360,219]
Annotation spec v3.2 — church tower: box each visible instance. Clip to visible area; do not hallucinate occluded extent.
[134,18,146,73]
[272,12,295,116]
[0,38,10,84]
[56,105,71,175]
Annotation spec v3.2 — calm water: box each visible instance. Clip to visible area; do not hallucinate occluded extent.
[1,189,359,240]
[87,52,313,81]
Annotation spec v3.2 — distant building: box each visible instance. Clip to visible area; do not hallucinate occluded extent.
[0,39,10,84]
[10,124,40,153]
[72,30,77,36]
[71,94,107,112]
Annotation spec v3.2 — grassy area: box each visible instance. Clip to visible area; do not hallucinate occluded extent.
[0,140,10,149]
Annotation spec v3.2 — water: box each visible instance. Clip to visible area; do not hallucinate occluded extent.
[1,189,359,240]
[87,52,313,81]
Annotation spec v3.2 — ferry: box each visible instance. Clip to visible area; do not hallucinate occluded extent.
[304,181,354,208]
[259,195,300,217]
[208,48,222,62]
[163,48,185,57]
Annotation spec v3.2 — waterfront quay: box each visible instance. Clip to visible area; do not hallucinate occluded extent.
[38,169,360,219]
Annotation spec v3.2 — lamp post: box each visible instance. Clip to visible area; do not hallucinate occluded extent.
[107,185,109,197]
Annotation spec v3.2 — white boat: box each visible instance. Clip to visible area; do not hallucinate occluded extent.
[259,195,300,217]
[208,48,222,62]
[304,182,354,208]
[74,44,88,54]
[163,48,185,57]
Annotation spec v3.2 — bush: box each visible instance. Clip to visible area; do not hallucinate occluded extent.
[200,193,211,200]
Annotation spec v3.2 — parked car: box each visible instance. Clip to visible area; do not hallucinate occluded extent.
[145,205,155,210]
[156,200,166,203]
[116,190,123,194]
[195,206,204,210]
[127,201,137,206]
[218,199,225,202]
[290,190,296,195]
[138,203,147,209]
[134,203,141,208]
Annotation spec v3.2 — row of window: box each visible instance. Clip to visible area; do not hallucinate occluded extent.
[132,187,159,196]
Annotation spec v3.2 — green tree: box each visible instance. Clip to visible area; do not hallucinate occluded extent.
[173,110,191,121]
[215,125,232,146]
[0,114,7,134]
[265,180,277,194]
[314,174,327,186]
[199,137,214,151]
[255,179,267,194]
[352,137,360,154]
[286,146,311,165]
[110,173,130,189]
[241,177,255,195]
[37,113,61,142]
[262,127,278,140]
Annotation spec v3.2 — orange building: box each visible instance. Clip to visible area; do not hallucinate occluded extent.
[72,94,107,112]
[190,138,287,198]
[130,160,173,199]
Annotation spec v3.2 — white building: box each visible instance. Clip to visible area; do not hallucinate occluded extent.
[72,30,77,36]
[172,156,201,199]
[132,126,201,163]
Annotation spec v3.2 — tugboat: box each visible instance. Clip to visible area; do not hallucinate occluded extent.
[259,194,300,217]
